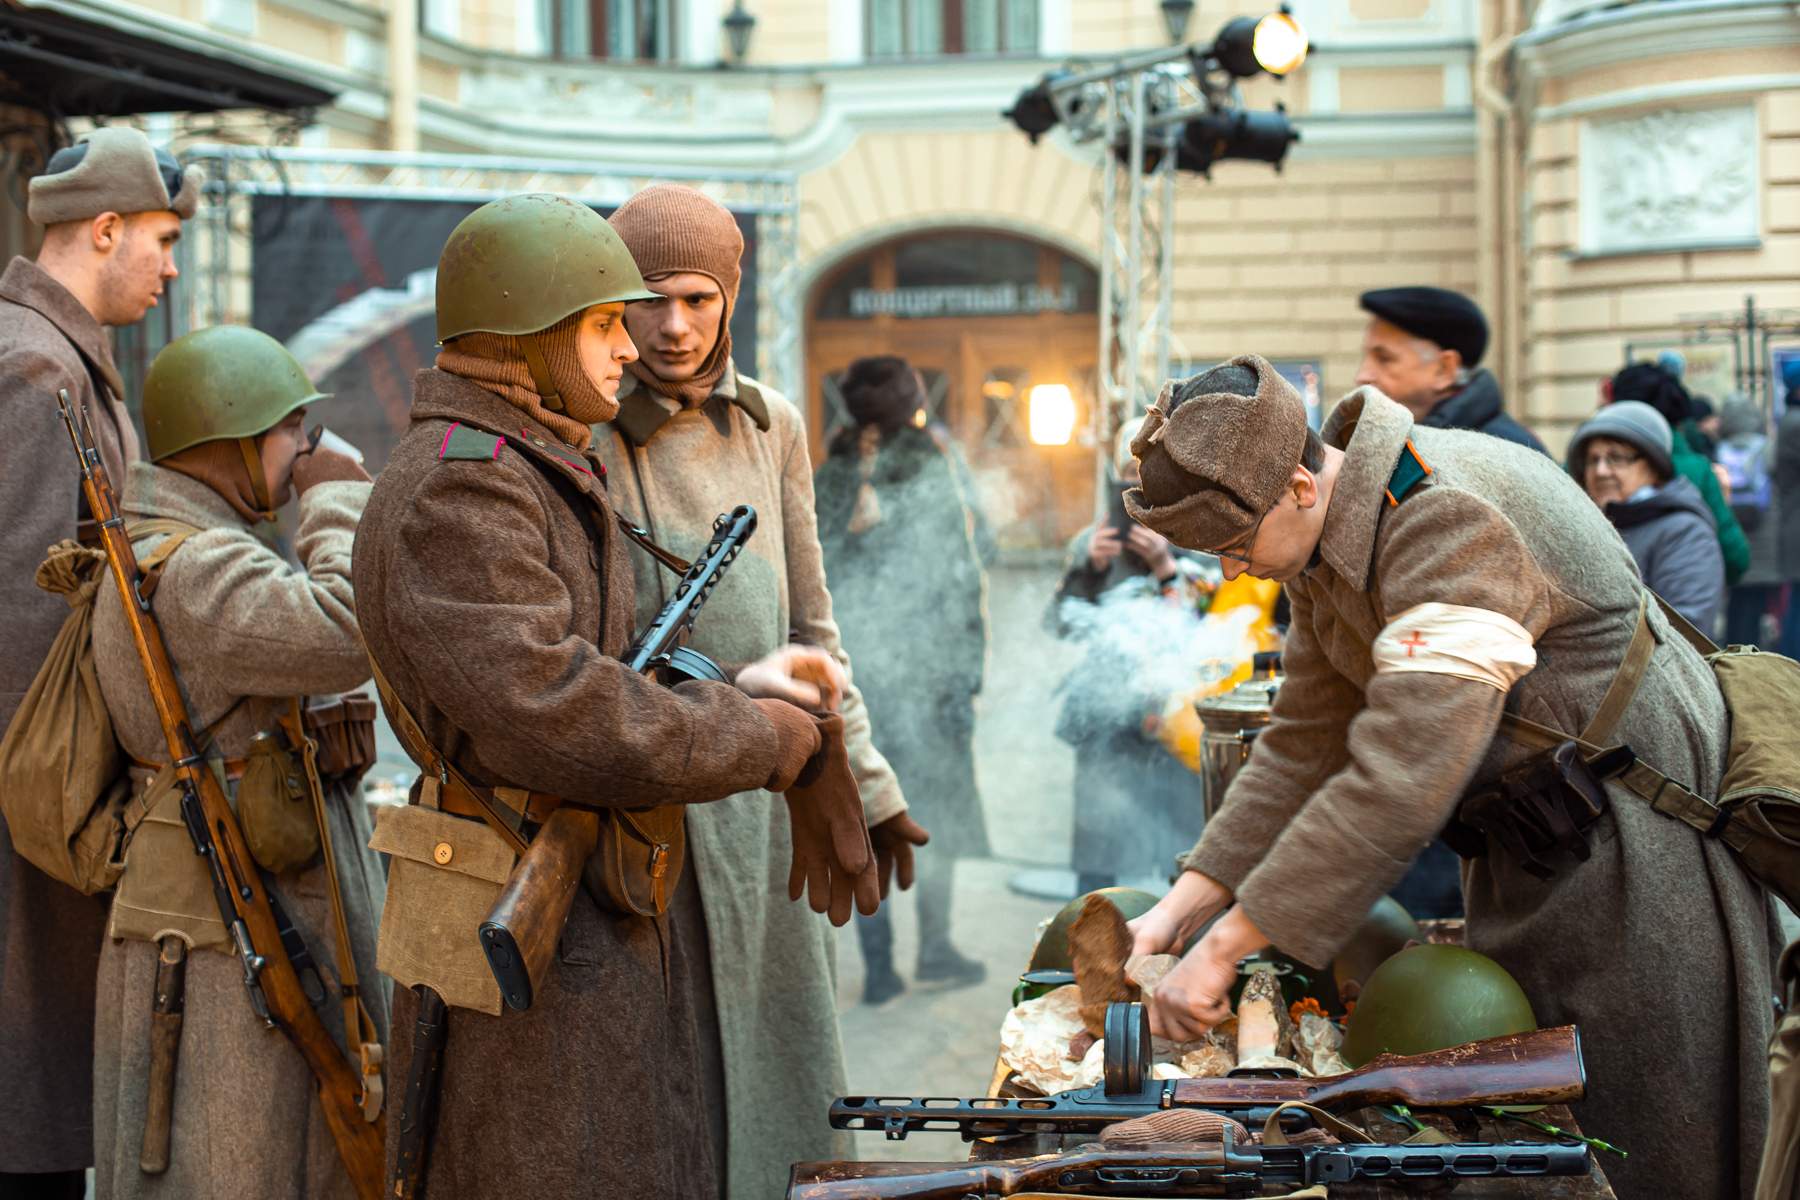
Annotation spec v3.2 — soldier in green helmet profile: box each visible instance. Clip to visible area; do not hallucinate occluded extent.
[354,194,880,1199]
[88,323,387,1199]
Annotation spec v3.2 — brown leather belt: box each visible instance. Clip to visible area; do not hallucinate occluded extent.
[130,754,248,783]
[430,778,565,826]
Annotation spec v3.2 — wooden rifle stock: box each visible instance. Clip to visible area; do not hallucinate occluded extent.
[56,392,385,1199]
[478,808,602,1010]
[139,936,186,1174]
[1170,1025,1585,1111]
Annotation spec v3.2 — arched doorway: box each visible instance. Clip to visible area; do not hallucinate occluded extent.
[806,229,1100,549]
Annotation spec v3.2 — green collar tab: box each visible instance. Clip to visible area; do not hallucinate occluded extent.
[1385,438,1432,507]
[440,422,503,460]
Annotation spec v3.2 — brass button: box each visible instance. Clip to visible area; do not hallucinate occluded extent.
[530,435,547,448]
[433,842,454,865]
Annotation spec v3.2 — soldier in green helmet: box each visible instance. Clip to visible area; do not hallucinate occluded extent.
[88,323,386,1199]
[353,194,880,1199]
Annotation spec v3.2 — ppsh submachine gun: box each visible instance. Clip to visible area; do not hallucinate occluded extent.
[58,393,387,1200]
[390,506,756,1199]
[795,1003,1593,1198]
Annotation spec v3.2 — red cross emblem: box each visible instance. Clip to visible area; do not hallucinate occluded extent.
[1400,632,1427,658]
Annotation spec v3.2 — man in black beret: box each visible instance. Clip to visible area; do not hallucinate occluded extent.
[1356,286,1545,454]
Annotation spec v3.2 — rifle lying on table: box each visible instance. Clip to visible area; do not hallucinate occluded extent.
[387,505,757,1199]
[788,1132,1593,1198]
[833,1004,1585,1141]
[58,392,387,1200]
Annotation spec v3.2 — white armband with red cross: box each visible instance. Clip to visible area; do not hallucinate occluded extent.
[1371,602,1537,692]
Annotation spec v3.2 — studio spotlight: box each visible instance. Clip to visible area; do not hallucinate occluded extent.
[1210,6,1309,78]
[1004,71,1069,144]
[1179,104,1300,175]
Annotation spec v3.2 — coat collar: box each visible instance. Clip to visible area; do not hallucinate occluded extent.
[609,361,770,447]
[1315,386,1418,590]
[1421,367,1502,431]
[121,461,252,532]
[410,368,607,496]
[0,256,124,400]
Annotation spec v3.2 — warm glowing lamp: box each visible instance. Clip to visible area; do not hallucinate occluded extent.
[1252,10,1308,75]
[1029,384,1075,445]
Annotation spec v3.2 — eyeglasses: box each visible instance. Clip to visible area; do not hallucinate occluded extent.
[1588,451,1643,471]
[1208,500,1274,565]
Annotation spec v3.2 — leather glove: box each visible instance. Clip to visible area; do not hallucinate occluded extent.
[781,712,879,926]
[293,446,372,492]
[754,698,823,792]
[868,812,930,899]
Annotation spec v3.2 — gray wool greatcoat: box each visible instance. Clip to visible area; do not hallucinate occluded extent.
[1191,388,1778,1200]
[355,369,789,1200]
[0,255,141,1173]
[90,465,386,1200]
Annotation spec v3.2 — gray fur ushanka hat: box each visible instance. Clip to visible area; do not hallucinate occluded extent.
[27,127,201,226]
[1123,354,1309,551]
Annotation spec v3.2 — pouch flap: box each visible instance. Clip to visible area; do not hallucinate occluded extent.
[306,692,376,730]
[370,803,515,883]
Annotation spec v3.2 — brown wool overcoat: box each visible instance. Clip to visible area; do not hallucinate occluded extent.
[1191,388,1778,1200]
[355,369,786,1199]
[0,255,140,1172]
[90,465,385,1200]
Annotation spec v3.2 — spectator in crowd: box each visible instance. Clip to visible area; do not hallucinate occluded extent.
[1717,393,1781,645]
[814,355,991,1002]
[1355,286,1546,452]
[1569,401,1725,631]
[1609,362,1749,585]
[1774,360,1800,658]
[1687,393,1722,459]
[1047,418,1216,895]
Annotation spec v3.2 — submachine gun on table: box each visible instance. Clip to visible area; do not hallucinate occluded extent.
[389,505,757,1198]
[796,1003,1593,1198]
[58,392,387,1200]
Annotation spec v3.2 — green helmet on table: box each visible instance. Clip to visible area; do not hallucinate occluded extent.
[435,193,660,341]
[1341,944,1536,1067]
[141,325,326,462]
[1029,888,1162,973]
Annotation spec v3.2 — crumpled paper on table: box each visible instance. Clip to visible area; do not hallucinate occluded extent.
[1000,985,1106,1094]
[1295,1012,1350,1077]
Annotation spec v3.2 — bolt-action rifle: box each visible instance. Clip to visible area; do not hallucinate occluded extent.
[833,1004,1586,1142]
[57,391,385,1200]
[787,1132,1593,1198]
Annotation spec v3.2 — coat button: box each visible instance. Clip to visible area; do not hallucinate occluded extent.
[530,435,547,448]
[433,842,454,865]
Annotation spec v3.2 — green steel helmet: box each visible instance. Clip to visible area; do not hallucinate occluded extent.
[1029,888,1160,972]
[435,193,660,341]
[1332,895,1423,999]
[1341,944,1536,1067]
[141,325,327,462]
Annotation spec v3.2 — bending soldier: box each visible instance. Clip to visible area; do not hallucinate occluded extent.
[0,128,194,1197]
[1124,356,1776,1200]
[355,194,878,1199]
[89,326,386,1198]
[596,185,928,1199]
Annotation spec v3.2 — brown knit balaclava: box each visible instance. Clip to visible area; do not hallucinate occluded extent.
[435,309,614,449]
[608,184,742,408]
[160,435,276,525]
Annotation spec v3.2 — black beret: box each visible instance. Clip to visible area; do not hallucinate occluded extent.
[1359,287,1489,367]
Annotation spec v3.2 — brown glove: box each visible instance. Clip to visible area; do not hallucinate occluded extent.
[868,812,930,898]
[782,712,879,926]
[293,446,372,492]
[754,698,823,792]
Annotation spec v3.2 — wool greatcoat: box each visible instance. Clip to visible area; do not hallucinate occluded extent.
[594,367,904,1200]
[0,255,141,1173]
[89,463,387,1199]
[357,369,789,1200]
[1189,388,1778,1200]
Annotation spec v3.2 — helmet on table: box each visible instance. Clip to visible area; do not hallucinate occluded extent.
[1341,944,1536,1067]
[1029,888,1161,973]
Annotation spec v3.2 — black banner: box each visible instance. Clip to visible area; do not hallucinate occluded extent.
[251,194,758,472]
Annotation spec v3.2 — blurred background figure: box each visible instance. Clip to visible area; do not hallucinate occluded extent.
[1776,360,1800,659]
[1569,400,1725,631]
[1717,392,1781,646]
[815,355,991,1003]
[1044,418,1220,896]
[1608,361,1749,590]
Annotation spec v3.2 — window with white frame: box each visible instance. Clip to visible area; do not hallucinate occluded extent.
[866,0,1037,58]
[422,0,460,41]
[518,0,676,59]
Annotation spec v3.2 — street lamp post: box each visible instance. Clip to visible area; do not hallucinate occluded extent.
[723,1,755,65]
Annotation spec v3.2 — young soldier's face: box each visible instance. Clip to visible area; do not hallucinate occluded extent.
[623,272,724,382]
[1211,467,1326,584]
[575,302,638,401]
[92,210,182,327]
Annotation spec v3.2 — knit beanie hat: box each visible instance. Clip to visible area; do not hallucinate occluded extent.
[1718,393,1764,441]
[608,184,742,407]
[28,128,201,226]
[1567,400,1674,482]
[1124,354,1308,551]
[436,310,614,449]
[840,355,926,431]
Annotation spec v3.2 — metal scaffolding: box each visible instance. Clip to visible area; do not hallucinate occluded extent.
[175,145,804,403]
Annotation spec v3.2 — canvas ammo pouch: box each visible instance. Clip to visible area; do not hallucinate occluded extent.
[303,693,377,782]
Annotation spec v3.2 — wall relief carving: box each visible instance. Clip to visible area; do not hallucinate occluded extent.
[1579,105,1758,254]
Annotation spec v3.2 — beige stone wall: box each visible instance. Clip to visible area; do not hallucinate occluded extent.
[1523,55,1800,453]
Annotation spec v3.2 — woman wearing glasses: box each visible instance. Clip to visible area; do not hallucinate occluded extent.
[1568,400,1725,632]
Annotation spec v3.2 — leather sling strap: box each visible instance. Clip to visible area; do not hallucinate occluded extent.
[282,697,385,1121]
[128,518,202,600]
[366,658,541,858]
[1573,592,1653,748]
[517,334,565,413]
